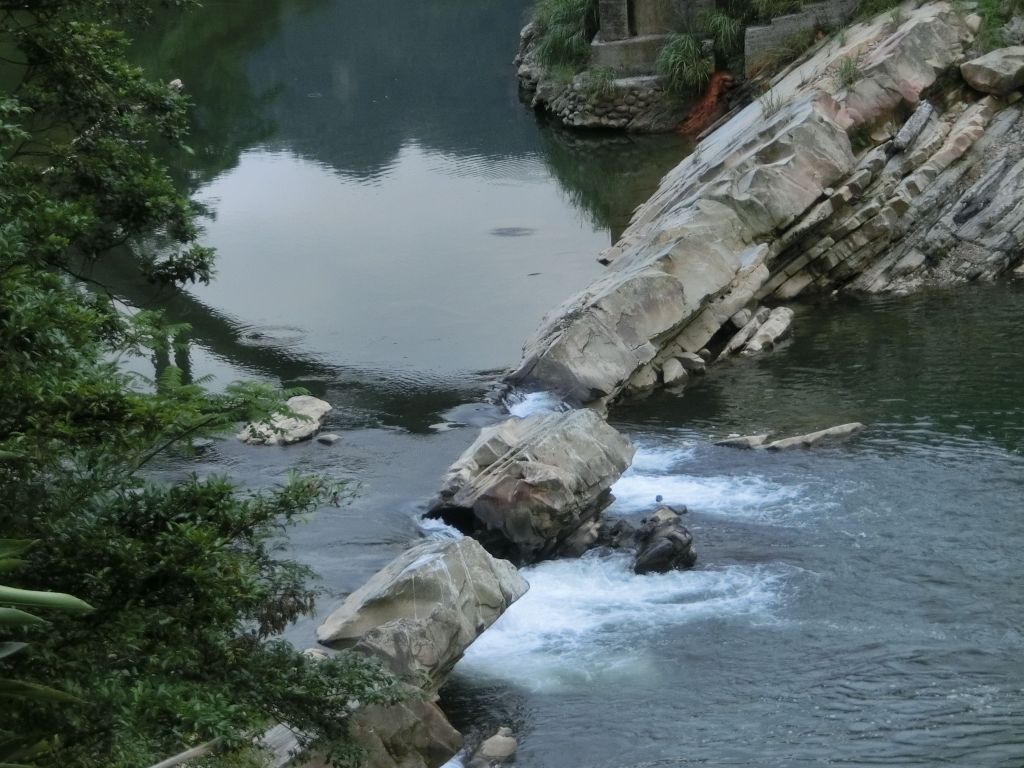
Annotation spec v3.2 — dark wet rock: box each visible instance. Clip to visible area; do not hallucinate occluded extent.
[633,506,697,575]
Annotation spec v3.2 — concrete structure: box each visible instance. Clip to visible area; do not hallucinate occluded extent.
[745,0,859,74]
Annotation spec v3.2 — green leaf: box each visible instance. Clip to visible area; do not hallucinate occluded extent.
[0,586,93,613]
[0,541,34,560]
[0,679,83,703]
[0,608,46,627]
[0,642,28,660]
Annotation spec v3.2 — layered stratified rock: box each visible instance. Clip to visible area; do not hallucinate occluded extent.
[509,89,852,403]
[428,409,634,563]
[507,4,999,405]
[316,537,527,690]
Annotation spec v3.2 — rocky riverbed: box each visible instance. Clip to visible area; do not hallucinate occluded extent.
[268,4,1024,766]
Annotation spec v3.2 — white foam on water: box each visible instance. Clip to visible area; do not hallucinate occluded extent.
[627,443,697,473]
[417,516,464,540]
[457,553,786,692]
[609,471,802,519]
[504,390,568,419]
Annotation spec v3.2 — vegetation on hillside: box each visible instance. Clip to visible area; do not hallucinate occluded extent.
[0,1,398,766]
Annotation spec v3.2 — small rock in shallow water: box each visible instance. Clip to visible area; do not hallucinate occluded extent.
[469,727,517,766]
[633,506,697,575]
[715,434,769,449]
[317,433,341,445]
[765,422,865,450]
[238,395,332,446]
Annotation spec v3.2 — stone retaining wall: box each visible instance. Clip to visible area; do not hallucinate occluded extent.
[745,0,859,73]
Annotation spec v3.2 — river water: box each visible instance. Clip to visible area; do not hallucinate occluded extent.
[131,2,1024,767]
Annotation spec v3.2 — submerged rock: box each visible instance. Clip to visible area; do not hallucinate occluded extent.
[427,409,634,563]
[633,506,697,575]
[714,433,769,449]
[315,537,527,690]
[716,423,865,450]
[237,395,331,445]
[961,46,1024,95]
[468,727,517,767]
[764,422,866,450]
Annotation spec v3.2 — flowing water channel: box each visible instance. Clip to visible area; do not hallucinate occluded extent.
[125,2,1024,766]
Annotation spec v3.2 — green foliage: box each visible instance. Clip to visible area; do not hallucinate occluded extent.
[1,542,93,767]
[0,1,399,766]
[657,34,713,96]
[833,55,863,87]
[972,0,1024,51]
[701,9,744,54]
[531,0,599,70]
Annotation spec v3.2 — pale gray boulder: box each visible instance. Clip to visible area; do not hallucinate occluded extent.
[238,395,331,445]
[961,46,1024,95]
[316,538,527,690]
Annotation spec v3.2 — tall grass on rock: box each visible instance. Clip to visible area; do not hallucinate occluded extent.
[532,0,600,69]
[657,33,713,95]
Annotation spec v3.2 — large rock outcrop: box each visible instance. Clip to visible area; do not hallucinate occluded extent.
[427,409,634,563]
[508,4,1022,405]
[316,537,527,690]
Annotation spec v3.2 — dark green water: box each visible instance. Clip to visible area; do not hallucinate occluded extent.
[125,2,1024,766]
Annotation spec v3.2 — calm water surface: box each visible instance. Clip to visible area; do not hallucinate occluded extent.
[126,2,1024,766]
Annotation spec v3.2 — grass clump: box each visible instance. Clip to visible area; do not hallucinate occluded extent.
[532,0,600,69]
[833,55,863,87]
[657,33,713,96]
[702,9,745,54]
[759,88,785,117]
[582,67,617,100]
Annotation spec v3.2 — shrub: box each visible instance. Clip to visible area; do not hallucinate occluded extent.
[657,33,713,96]
[532,0,600,70]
